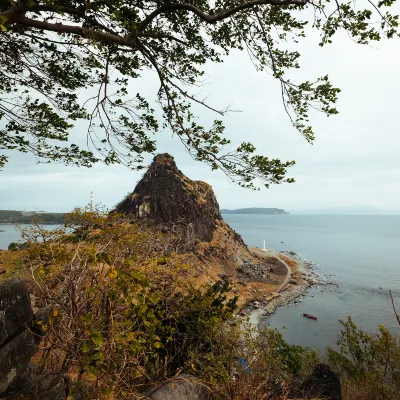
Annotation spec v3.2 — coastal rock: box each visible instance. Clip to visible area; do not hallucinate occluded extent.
[143,374,210,400]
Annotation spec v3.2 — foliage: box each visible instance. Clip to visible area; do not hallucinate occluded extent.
[327,316,400,400]
[22,208,238,398]
[1,1,399,188]
[191,321,319,399]
[8,240,30,251]
[12,209,400,399]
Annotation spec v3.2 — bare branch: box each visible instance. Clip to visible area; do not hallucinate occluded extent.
[389,290,400,327]
[137,0,309,31]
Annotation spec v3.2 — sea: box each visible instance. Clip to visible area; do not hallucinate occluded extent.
[222,214,400,354]
[1,215,400,353]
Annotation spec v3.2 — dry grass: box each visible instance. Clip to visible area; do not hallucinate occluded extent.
[0,249,25,281]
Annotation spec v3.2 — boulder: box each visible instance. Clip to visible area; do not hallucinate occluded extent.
[300,364,342,400]
[0,329,38,394]
[0,278,34,347]
[144,375,210,400]
[0,279,55,398]
[3,364,66,400]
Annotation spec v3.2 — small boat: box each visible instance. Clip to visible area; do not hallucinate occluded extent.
[303,313,318,321]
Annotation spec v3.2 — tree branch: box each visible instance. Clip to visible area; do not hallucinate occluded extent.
[389,290,400,328]
[7,14,135,49]
[137,0,308,31]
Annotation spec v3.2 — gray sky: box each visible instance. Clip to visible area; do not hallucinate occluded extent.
[1,22,400,214]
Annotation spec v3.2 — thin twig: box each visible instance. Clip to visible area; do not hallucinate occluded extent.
[389,290,400,327]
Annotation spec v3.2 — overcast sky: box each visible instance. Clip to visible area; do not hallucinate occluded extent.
[1,16,400,214]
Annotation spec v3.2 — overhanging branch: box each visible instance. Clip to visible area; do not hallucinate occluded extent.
[137,0,308,31]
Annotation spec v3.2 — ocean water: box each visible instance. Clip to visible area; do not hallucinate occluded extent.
[0,224,61,250]
[222,214,400,353]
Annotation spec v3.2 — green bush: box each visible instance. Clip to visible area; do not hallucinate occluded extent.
[328,316,400,400]
[21,209,238,398]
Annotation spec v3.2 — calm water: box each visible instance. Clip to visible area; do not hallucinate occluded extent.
[223,214,400,353]
[0,224,61,250]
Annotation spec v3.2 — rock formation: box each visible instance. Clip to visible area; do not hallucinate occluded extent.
[114,153,222,247]
[0,278,37,395]
[112,153,290,305]
[144,374,210,400]
[0,279,64,400]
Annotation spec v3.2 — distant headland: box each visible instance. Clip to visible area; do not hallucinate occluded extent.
[0,210,65,224]
[221,207,289,215]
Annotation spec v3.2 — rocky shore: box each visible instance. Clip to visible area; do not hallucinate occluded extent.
[237,250,336,324]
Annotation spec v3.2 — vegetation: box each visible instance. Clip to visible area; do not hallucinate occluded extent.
[11,209,399,399]
[1,1,399,188]
[328,317,400,400]
[17,209,315,398]
[0,210,64,224]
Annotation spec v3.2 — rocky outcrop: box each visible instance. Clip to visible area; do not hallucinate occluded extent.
[143,375,210,400]
[0,279,62,400]
[114,154,222,248]
[299,364,342,400]
[0,279,38,395]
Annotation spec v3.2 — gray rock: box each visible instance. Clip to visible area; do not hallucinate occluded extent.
[0,329,38,394]
[0,278,34,347]
[144,375,210,400]
[3,364,67,400]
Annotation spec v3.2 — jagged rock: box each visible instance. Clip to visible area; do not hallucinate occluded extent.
[300,364,342,400]
[0,279,37,396]
[0,279,55,398]
[0,329,38,395]
[2,364,66,400]
[143,375,210,400]
[0,278,34,347]
[114,154,221,247]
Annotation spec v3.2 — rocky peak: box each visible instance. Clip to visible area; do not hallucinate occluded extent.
[114,154,222,245]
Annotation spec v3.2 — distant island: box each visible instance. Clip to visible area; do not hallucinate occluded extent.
[221,208,289,215]
[0,210,65,224]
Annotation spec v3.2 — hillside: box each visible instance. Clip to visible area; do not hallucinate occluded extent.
[113,154,296,305]
[221,207,289,215]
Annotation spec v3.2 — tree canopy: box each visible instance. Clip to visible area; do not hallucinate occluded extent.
[0,0,398,188]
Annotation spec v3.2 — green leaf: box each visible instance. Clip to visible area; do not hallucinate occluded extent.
[91,331,104,346]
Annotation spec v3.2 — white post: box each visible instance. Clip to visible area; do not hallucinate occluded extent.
[90,191,93,212]
[263,240,266,251]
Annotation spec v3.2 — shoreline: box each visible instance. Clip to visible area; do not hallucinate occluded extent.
[238,250,323,323]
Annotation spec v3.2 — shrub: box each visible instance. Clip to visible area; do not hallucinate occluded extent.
[191,321,319,400]
[21,209,238,398]
[328,316,400,400]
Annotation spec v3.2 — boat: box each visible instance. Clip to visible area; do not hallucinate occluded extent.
[302,313,318,321]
